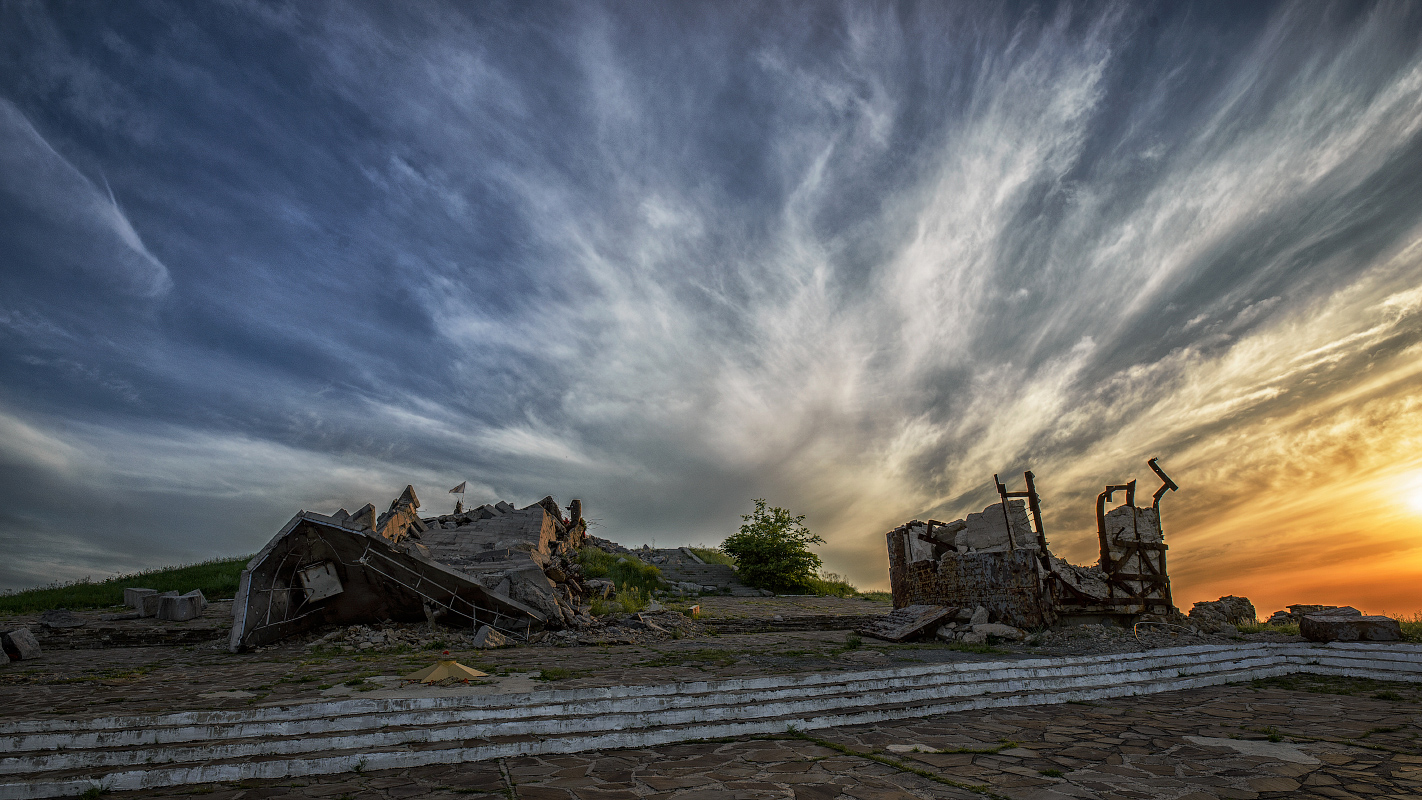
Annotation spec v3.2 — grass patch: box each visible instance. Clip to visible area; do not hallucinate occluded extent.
[1251,673,1422,701]
[857,591,893,603]
[1039,769,1064,778]
[576,547,665,594]
[688,546,737,567]
[1391,612,1422,642]
[640,648,738,669]
[1235,622,1299,636]
[0,556,251,614]
[944,642,1008,655]
[535,667,574,681]
[805,571,858,598]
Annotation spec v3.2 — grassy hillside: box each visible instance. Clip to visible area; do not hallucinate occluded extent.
[0,557,251,614]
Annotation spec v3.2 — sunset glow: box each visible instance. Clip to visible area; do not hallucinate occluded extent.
[2,3,1422,617]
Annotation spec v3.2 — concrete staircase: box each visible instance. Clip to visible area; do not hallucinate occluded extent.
[647,548,761,597]
[3,643,1420,799]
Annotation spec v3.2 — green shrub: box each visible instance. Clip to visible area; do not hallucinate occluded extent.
[721,499,823,593]
[0,557,251,614]
[576,547,665,594]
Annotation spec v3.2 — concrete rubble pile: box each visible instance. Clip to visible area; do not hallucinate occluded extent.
[881,460,1182,634]
[229,485,592,651]
[1187,596,1257,634]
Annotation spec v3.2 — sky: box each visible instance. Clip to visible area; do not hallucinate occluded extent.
[2,1,1421,616]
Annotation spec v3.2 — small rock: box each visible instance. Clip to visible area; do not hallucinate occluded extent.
[959,631,987,645]
[969,606,989,626]
[39,609,86,629]
[1,627,42,661]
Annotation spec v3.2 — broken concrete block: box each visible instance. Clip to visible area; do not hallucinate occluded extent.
[139,591,179,617]
[470,625,508,649]
[859,605,956,642]
[973,623,1027,641]
[2,627,42,660]
[969,606,989,626]
[1300,614,1399,642]
[157,590,206,622]
[39,609,85,629]
[124,587,157,610]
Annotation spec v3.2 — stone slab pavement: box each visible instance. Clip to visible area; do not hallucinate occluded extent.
[91,674,1422,800]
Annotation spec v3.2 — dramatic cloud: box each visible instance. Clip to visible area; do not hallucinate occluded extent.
[2,1,1420,615]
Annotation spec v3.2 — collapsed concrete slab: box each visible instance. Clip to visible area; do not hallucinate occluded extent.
[229,486,589,651]
[1301,611,1402,642]
[886,459,1180,628]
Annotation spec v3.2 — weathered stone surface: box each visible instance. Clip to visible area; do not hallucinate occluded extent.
[968,606,989,625]
[1,627,42,660]
[1300,613,1400,642]
[124,587,157,610]
[157,591,207,622]
[39,609,86,629]
[858,604,954,642]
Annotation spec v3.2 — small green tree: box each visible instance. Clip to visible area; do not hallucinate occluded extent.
[722,499,823,592]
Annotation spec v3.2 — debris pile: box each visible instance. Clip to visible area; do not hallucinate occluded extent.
[229,486,590,652]
[884,460,1180,629]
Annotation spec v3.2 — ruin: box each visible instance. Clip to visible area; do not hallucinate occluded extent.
[229,486,589,651]
[885,459,1179,628]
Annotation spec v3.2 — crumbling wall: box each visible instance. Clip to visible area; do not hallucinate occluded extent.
[230,485,592,651]
[884,462,1179,628]
[886,500,1049,629]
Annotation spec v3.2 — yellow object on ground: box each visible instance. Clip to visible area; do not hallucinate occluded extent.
[403,660,489,683]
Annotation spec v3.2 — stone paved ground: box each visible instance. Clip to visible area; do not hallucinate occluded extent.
[97,674,1422,800]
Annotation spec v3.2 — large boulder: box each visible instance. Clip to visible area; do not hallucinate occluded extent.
[1300,611,1400,642]
[1,627,42,661]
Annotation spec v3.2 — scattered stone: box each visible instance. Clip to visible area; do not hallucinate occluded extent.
[859,604,955,642]
[969,606,989,625]
[1,627,42,661]
[1300,613,1400,642]
[471,625,509,649]
[39,609,86,629]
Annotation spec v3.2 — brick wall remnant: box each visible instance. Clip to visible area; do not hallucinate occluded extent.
[885,459,1180,628]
